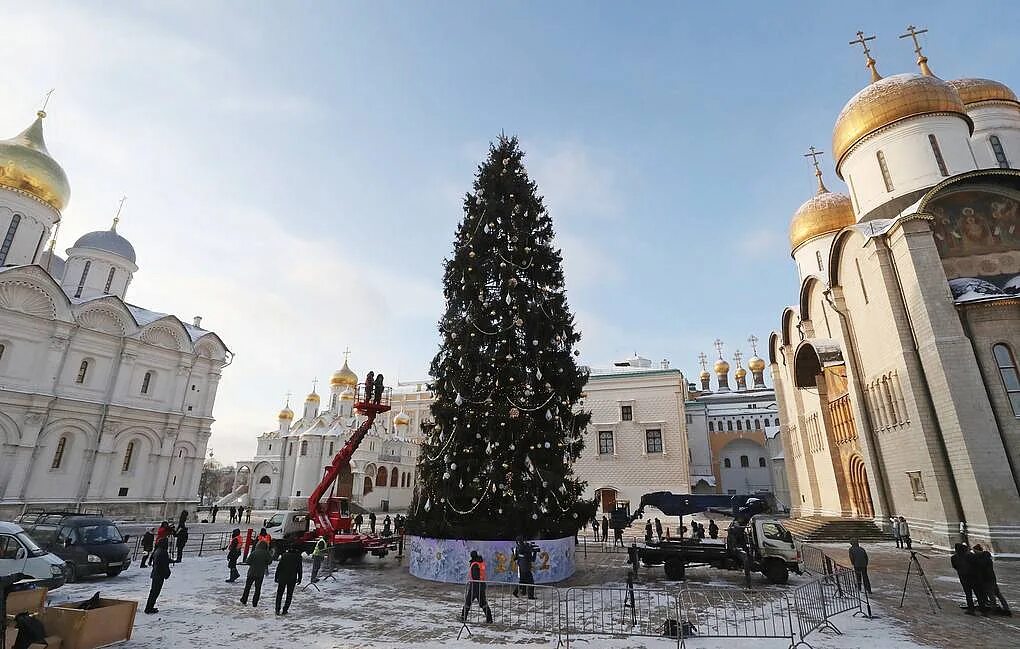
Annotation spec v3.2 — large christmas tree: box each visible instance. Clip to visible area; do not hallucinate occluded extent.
[408,136,595,541]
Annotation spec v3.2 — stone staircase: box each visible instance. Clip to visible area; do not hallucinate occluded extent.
[782,516,892,542]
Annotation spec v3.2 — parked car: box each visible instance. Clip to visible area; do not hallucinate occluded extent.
[0,521,66,589]
[17,512,131,582]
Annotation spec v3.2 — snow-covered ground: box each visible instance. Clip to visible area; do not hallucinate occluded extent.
[45,554,936,648]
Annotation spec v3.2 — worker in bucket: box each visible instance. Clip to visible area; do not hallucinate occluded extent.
[461,551,493,623]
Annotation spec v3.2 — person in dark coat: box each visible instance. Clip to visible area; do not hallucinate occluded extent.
[177,510,189,530]
[601,516,609,543]
[241,541,273,607]
[644,520,653,544]
[461,551,492,623]
[175,525,189,563]
[211,504,219,523]
[245,507,252,524]
[354,513,363,533]
[274,544,303,615]
[373,373,384,403]
[140,529,155,569]
[654,518,663,542]
[972,544,1011,615]
[382,515,392,536]
[236,505,244,524]
[369,512,377,535]
[951,543,978,614]
[590,518,598,541]
[225,528,243,583]
[848,539,871,593]
[708,519,719,539]
[145,537,172,614]
[364,372,375,402]
[229,506,237,524]
[512,538,537,599]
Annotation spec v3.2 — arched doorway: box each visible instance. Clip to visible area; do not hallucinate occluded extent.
[594,487,618,513]
[847,455,874,518]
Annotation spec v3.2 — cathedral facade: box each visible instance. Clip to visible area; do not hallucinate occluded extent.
[770,34,1020,552]
[0,110,230,519]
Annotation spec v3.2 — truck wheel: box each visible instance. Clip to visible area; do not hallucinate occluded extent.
[106,568,124,578]
[664,559,686,580]
[764,561,789,584]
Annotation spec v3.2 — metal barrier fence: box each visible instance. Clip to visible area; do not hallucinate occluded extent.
[459,580,562,644]
[799,542,828,576]
[130,531,234,560]
[678,586,795,648]
[563,583,681,648]
[791,559,870,643]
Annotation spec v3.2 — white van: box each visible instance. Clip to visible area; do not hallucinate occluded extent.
[0,521,66,589]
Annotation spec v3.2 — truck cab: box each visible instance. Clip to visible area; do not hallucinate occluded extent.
[264,511,311,540]
[741,515,800,583]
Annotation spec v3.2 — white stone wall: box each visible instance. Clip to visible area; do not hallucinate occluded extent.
[967,105,1020,169]
[0,191,59,268]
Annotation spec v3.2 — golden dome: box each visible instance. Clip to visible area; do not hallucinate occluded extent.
[947,78,1019,108]
[714,358,730,374]
[278,406,294,420]
[393,410,410,426]
[699,370,710,380]
[0,112,70,211]
[305,392,320,403]
[789,188,854,251]
[832,74,970,171]
[748,356,766,372]
[339,388,355,401]
[330,359,358,387]
[734,367,747,379]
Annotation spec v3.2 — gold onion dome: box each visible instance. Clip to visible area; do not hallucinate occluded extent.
[714,358,730,374]
[832,74,970,171]
[734,367,747,379]
[699,369,711,380]
[330,359,358,387]
[789,184,854,251]
[278,406,294,420]
[748,356,766,372]
[393,410,410,426]
[339,387,355,401]
[946,78,1019,108]
[306,391,320,403]
[0,111,70,211]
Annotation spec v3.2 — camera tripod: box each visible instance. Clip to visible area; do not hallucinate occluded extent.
[899,550,941,613]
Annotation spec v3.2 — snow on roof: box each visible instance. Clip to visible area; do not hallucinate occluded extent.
[126,304,214,342]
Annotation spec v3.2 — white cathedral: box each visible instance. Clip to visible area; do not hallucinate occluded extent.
[0,109,230,519]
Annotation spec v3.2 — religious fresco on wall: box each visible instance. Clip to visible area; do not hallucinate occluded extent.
[930,189,1020,258]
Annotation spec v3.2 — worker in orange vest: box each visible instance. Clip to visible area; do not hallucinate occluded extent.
[225,528,243,582]
[257,528,272,545]
[461,550,493,623]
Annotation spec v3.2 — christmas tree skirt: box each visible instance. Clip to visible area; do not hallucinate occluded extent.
[406,535,576,583]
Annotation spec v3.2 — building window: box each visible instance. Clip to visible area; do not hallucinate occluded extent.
[598,431,614,455]
[141,371,153,394]
[754,418,761,429]
[376,467,388,487]
[122,441,135,472]
[74,260,91,298]
[990,135,1010,168]
[328,441,334,456]
[51,436,68,469]
[774,418,780,427]
[103,267,116,294]
[118,487,129,497]
[390,467,399,487]
[259,475,271,484]
[993,343,1020,416]
[645,429,663,454]
[723,458,731,468]
[740,455,749,468]
[0,214,20,266]
[907,471,927,501]
[620,405,632,421]
[736,420,743,431]
[75,360,89,384]
[726,420,733,432]
[708,421,715,432]
[759,457,767,467]
[928,134,949,176]
[296,490,301,497]
[0,343,5,363]
[877,151,894,192]
[816,250,823,271]
[300,440,308,456]
[288,442,293,456]
[764,418,770,428]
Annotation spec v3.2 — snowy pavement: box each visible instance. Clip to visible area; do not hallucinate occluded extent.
[44,552,941,649]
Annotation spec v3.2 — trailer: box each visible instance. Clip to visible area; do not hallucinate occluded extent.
[622,492,801,584]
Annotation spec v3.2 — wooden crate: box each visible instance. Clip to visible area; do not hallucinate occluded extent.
[38,599,137,649]
[5,588,48,617]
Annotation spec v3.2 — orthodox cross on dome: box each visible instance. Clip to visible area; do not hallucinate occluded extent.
[284,391,292,407]
[899,25,933,76]
[713,338,725,359]
[733,349,743,368]
[343,346,351,362]
[311,378,319,393]
[698,352,708,373]
[748,334,760,356]
[803,146,829,194]
[38,88,55,117]
[112,195,127,231]
[849,31,882,83]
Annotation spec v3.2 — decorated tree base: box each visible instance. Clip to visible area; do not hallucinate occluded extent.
[406,535,576,584]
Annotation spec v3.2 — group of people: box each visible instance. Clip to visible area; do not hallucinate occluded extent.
[951,543,1012,616]
[207,504,251,525]
[143,510,192,614]
[351,512,403,536]
[460,538,542,624]
[890,516,912,549]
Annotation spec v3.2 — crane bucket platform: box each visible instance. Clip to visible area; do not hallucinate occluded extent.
[354,382,392,414]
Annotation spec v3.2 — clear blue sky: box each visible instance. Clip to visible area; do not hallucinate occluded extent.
[3,1,1017,462]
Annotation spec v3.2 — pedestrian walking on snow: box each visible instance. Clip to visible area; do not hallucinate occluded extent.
[145,537,172,614]
[654,519,663,542]
[229,506,237,524]
[952,543,979,614]
[245,507,252,524]
[601,516,609,544]
[354,513,363,533]
[891,517,902,548]
[512,538,537,599]
[369,512,377,535]
[140,529,155,569]
[225,528,243,582]
[848,539,872,593]
[178,510,189,531]
[590,518,598,541]
[241,541,273,607]
[310,536,328,583]
[898,517,912,550]
[461,551,492,623]
[274,544,303,615]
[236,505,244,524]
[211,504,219,523]
[382,515,392,536]
[175,525,189,563]
[972,544,1011,615]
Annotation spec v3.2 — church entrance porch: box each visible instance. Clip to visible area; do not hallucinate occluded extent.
[594,487,617,513]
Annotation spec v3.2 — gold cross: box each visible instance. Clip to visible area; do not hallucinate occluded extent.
[899,25,932,75]
[39,88,55,116]
[748,334,759,356]
[311,378,318,393]
[849,31,882,82]
[112,195,127,230]
[803,146,828,193]
[698,352,708,372]
[733,349,743,368]
[713,338,724,359]
[343,346,351,362]
[284,391,292,407]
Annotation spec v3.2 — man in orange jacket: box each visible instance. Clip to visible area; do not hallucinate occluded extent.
[461,551,493,623]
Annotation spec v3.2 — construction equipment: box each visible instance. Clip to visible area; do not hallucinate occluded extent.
[620,491,801,584]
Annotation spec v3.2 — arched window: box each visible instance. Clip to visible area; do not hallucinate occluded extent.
[390,467,399,487]
[877,150,893,192]
[708,421,715,432]
[990,135,1010,168]
[300,440,308,456]
[141,371,153,394]
[816,250,823,271]
[0,214,21,266]
[759,457,767,468]
[736,420,743,431]
[122,441,135,472]
[178,449,184,458]
[259,475,271,484]
[74,260,91,298]
[928,134,949,176]
[740,455,749,468]
[75,360,89,384]
[723,458,731,468]
[103,267,116,294]
[726,420,733,431]
[363,476,374,495]
[376,466,388,487]
[754,418,761,429]
[0,343,6,363]
[51,436,68,469]
[993,344,1020,416]
[774,418,780,427]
